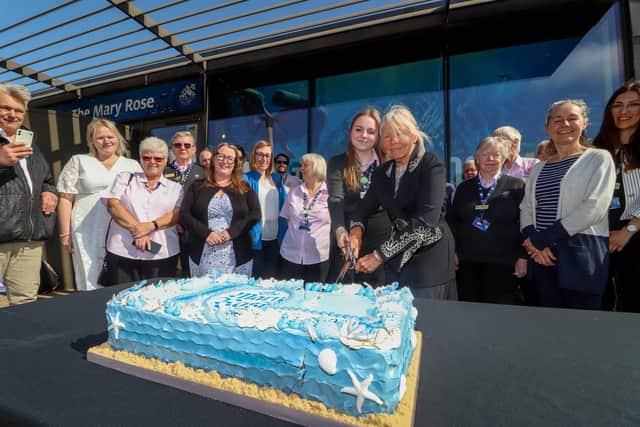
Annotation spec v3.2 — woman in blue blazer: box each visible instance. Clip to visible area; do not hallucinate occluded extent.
[244,140,287,279]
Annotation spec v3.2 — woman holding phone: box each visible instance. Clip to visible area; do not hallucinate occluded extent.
[101,137,183,283]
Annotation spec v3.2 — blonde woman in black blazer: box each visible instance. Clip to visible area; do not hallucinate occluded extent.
[350,106,456,299]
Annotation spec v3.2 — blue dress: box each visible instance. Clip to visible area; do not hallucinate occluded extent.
[189,192,253,276]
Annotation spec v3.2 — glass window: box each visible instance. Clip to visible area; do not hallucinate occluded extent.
[208,81,309,170]
[312,59,445,164]
[449,3,624,184]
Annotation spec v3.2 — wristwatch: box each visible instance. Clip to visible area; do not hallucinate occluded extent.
[626,223,638,233]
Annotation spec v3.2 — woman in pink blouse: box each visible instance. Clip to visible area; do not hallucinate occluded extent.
[102,137,183,284]
[279,153,331,283]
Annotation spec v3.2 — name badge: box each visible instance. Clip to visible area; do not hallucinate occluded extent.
[360,191,367,199]
[475,204,489,211]
[299,222,311,231]
[609,196,622,210]
[472,216,490,232]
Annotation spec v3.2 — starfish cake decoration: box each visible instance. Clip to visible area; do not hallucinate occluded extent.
[108,312,125,339]
[340,369,383,413]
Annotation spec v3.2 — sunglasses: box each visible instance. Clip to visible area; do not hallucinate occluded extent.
[275,160,288,165]
[173,143,192,149]
[142,155,165,163]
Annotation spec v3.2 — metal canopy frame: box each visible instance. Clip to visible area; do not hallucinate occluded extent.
[0,0,455,100]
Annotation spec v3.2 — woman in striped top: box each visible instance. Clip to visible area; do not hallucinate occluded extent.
[520,100,615,309]
[594,81,640,312]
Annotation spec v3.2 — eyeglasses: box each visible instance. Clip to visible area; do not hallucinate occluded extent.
[255,152,271,159]
[477,152,502,159]
[215,153,236,163]
[275,160,288,165]
[173,143,192,149]
[142,155,165,163]
[609,102,640,112]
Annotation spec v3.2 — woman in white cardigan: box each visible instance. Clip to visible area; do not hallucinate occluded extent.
[520,99,615,309]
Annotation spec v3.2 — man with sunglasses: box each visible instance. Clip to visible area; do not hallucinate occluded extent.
[163,131,205,277]
[163,131,205,190]
[274,153,301,194]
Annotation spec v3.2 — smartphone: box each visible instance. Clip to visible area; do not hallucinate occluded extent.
[15,129,34,147]
[132,240,162,254]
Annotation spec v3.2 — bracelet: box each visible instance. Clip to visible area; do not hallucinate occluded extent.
[152,220,159,231]
[59,233,70,238]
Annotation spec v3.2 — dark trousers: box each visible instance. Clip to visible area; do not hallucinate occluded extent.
[252,240,280,280]
[604,233,640,312]
[530,262,602,310]
[457,261,517,305]
[105,252,179,285]
[279,257,329,283]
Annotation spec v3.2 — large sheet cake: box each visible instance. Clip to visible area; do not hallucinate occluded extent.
[105,272,418,416]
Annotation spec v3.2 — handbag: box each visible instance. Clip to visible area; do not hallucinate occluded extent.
[98,173,135,287]
[38,259,60,294]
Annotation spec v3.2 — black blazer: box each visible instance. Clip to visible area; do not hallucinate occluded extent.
[179,180,260,266]
[327,153,390,254]
[449,175,525,265]
[351,150,454,286]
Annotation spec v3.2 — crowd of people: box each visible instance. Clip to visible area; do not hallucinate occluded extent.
[1,80,639,313]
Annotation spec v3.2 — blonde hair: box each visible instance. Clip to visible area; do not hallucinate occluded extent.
[86,118,129,157]
[249,140,274,174]
[380,105,429,158]
[301,153,327,182]
[170,131,194,145]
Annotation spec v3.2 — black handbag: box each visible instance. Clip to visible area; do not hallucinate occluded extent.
[38,259,60,294]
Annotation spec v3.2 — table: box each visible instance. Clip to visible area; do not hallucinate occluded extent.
[1,283,639,426]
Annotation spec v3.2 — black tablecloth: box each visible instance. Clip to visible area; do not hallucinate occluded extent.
[1,283,640,426]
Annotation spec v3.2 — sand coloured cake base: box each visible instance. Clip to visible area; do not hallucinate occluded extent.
[88,332,422,427]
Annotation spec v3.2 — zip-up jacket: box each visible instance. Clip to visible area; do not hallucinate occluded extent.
[0,143,57,242]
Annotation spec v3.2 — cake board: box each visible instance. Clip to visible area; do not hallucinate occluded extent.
[87,332,422,427]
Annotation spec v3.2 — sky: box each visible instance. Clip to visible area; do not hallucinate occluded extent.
[0,0,440,96]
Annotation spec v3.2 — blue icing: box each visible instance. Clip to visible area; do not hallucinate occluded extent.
[106,273,416,417]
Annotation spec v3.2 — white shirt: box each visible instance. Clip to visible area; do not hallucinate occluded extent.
[259,176,279,241]
[18,158,33,193]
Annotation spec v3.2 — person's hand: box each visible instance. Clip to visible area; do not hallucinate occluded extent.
[176,224,184,234]
[131,221,154,239]
[60,234,73,254]
[336,227,350,255]
[0,142,32,167]
[532,247,556,266]
[514,257,527,278]
[220,229,231,242]
[609,229,633,252]
[355,253,382,274]
[454,254,460,271]
[349,227,363,259]
[206,231,225,246]
[40,191,58,215]
[133,235,152,251]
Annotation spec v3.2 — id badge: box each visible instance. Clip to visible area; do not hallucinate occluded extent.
[609,196,622,210]
[360,191,367,199]
[475,204,489,211]
[299,222,311,231]
[472,216,490,232]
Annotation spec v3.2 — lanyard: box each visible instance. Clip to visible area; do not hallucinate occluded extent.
[171,161,192,185]
[301,189,322,226]
[477,174,500,205]
[359,161,377,193]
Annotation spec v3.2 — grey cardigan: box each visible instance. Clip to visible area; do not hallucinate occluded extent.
[520,148,615,238]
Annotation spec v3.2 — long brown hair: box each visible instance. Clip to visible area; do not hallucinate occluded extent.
[593,80,640,170]
[344,107,383,191]
[206,143,250,193]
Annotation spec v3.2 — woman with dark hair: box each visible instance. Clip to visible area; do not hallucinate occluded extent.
[327,107,390,285]
[180,143,260,276]
[244,140,287,279]
[593,81,640,312]
[350,105,456,299]
[521,99,615,309]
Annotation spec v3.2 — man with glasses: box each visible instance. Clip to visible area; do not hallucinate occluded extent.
[163,131,205,277]
[0,83,58,305]
[274,153,301,194]
[163,131,205,189]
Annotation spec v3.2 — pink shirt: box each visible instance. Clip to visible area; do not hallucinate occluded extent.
[102,172,183,260]
[359,151,380,172]
[279,182,331,265]
[502,156,539,182]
